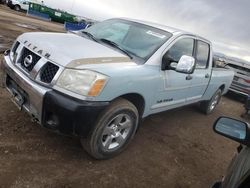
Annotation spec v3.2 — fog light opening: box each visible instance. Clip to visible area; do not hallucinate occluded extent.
[46,114,59,129]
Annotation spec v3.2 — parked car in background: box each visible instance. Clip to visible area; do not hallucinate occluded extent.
[7,0,29,11]
[0,0,6,4]
[245,95,250,114]
[213,117,250,188]
[226,62,250,97]
[1,18,234,159]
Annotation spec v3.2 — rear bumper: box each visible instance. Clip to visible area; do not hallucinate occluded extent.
[1,54,109,137]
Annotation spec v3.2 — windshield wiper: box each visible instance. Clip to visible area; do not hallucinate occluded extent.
[81,31,98,42]
[98,38,133,59]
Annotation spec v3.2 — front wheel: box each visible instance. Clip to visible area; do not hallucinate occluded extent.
[81,98,139,159]
[200,89,222,114]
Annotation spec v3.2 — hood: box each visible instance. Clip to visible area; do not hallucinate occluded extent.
[18,32,134,67]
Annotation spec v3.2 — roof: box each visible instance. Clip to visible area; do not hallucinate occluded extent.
[121,18,188,34]
[120,18,211,43]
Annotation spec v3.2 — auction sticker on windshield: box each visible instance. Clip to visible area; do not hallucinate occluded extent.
[146,31,166,39]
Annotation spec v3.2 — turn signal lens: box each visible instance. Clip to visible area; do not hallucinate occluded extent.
[88,79,106,97]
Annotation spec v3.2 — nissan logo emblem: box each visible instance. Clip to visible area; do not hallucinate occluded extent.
[23,55,33,68]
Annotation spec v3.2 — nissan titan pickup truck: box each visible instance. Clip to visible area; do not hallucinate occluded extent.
[0,18,234,159]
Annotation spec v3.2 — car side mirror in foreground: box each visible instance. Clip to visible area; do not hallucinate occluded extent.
[175,55,195,74]
[214,117,250,145]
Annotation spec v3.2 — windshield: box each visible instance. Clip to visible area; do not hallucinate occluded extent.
[83,19,172,61]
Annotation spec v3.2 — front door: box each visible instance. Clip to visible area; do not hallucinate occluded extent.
[151,37,195,113]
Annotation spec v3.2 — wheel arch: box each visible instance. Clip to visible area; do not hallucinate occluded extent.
[219,84,225,93]
[114,93,146,118]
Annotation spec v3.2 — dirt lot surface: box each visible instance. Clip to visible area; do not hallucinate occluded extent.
[0,5,248,188]
[0,5,63,53]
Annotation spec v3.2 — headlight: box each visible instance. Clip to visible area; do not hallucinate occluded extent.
[56,69,108,97]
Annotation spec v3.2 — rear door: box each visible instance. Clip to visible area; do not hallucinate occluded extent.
[186,40,211,102]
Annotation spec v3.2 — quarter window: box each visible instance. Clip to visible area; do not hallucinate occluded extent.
[196,41,210,69]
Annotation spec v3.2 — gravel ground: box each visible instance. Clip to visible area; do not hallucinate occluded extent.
[0,5,248,188]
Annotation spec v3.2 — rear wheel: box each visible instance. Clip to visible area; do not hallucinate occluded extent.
[81,98,139,159]
[14,5,21,11]
[200,89,222,114]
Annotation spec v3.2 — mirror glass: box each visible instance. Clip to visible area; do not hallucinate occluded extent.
[176,55,195,74]
[215,117,247,140]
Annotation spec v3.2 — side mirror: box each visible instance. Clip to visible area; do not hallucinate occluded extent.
[175,55,195,74]
[213,117,250,145]
[170,62,177,70]
[161,54,172,70]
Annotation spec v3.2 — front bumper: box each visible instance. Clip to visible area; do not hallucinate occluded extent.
[229,87,249,97]
[1,54,109,137]
[7,0,14,8]
[229,80,250,97]
[2,54,50,122]
[43,91,109,136]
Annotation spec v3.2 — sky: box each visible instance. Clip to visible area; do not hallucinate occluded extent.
[44,0,250,63]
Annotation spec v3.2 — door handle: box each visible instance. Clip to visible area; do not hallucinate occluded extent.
[186,75,193,80]
[205,74,210,79]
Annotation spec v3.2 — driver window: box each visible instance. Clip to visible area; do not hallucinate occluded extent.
[165,38,194,63]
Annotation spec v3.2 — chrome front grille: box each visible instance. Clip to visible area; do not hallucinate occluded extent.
[11,42,61,85]
[18,47,41,72]
[40,62,59,83]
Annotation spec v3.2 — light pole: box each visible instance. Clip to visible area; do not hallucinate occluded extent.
[70,0,76,12]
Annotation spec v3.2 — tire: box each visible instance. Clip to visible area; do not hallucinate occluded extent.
[14,5,21,11]
[81,98,139,159]
[200,89,222,115]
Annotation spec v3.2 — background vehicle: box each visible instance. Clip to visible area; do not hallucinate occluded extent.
[7,0,29,11]
[213,117,250,188]
[226,62,250,97]
[0,0,6,4]
[214,57,250,97]
[1,18,234,159]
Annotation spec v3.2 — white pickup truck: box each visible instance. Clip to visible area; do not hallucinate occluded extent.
[1,18,234,159]
[7,0,30,11]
